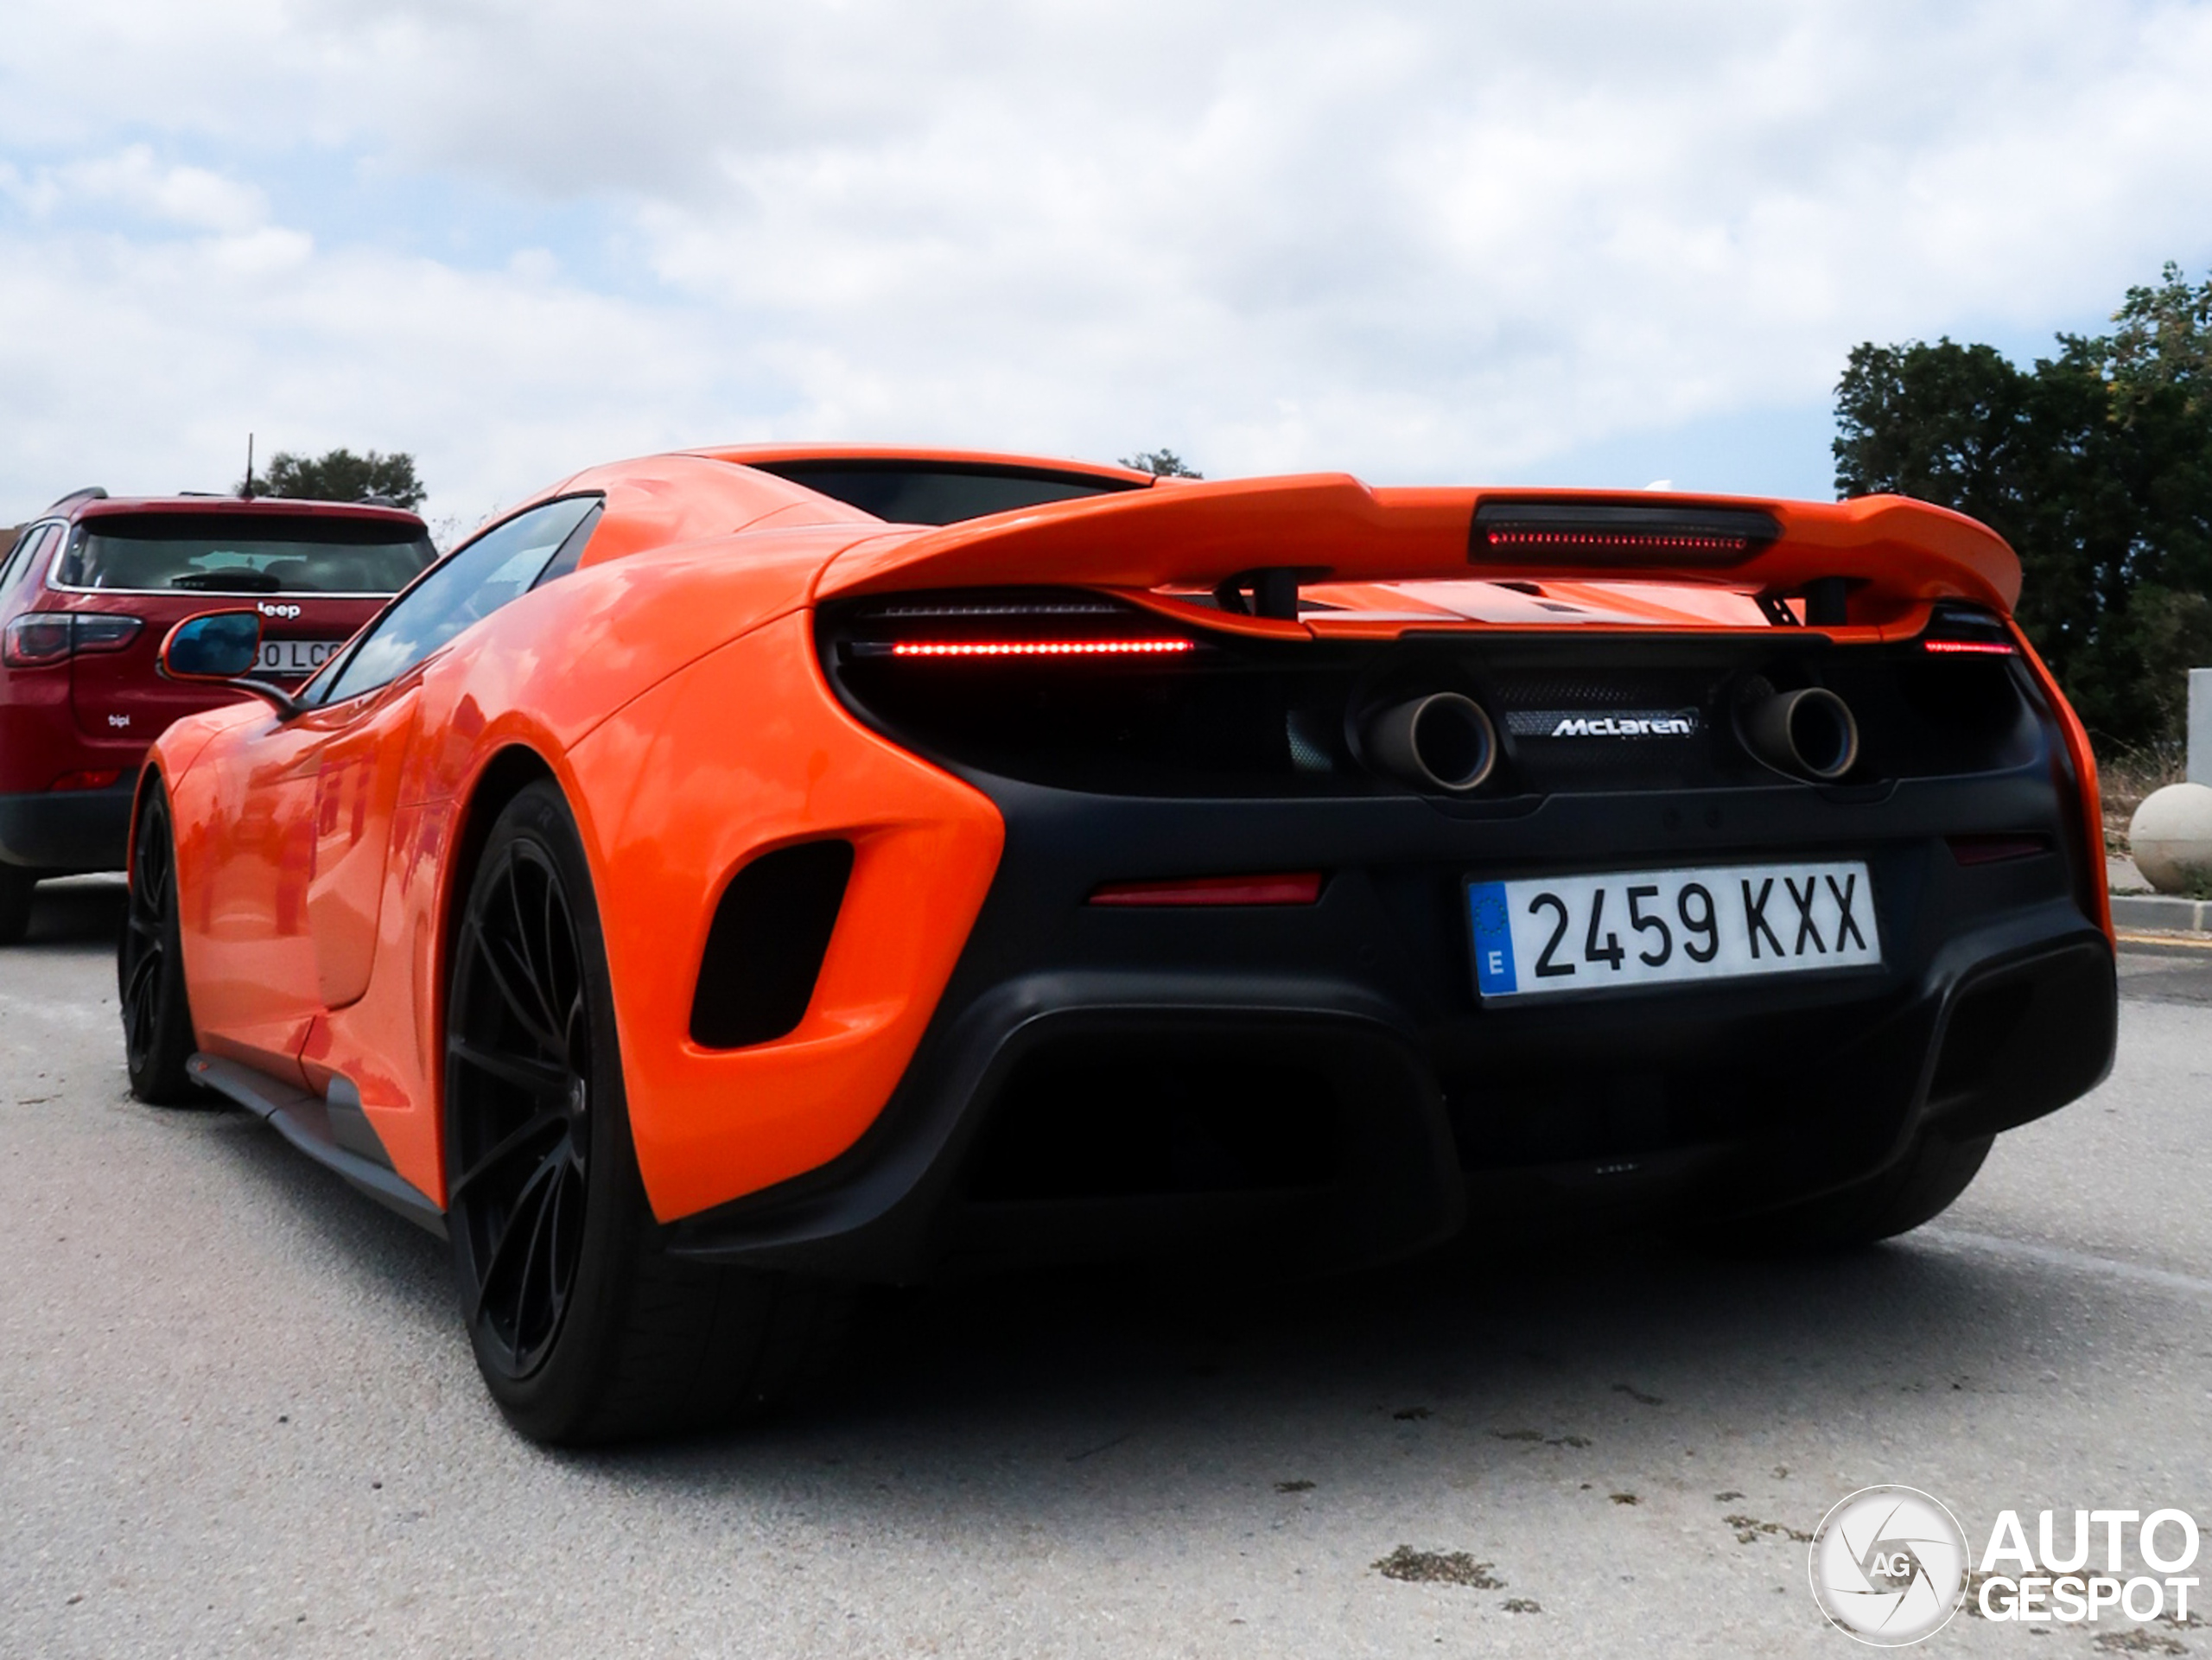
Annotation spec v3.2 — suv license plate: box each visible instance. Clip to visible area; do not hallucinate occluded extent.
[1468,861,1880,1001]
[257,639,346,677]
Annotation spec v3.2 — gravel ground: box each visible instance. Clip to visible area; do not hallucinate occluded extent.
[3,875,2208,1658]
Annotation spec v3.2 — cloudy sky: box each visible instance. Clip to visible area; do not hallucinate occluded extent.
[3,0,2209,532]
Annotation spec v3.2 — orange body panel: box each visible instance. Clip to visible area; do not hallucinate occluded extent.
[568,609,1003,1221]
[2008,620,2113,942]
[180,707,327,1084]
[298,791,456,1201]
[142,447,2091,1231]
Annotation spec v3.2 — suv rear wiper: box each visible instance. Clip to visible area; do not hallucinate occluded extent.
[169,570,283,593]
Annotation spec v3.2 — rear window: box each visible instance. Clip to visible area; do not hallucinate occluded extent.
[57,512,437,595]
[751,460,1143,526]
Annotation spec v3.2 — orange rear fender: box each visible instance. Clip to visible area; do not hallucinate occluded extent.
[566,607,1004,1222]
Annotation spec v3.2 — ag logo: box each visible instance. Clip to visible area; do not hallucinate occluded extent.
[1809,1486,1968,1646]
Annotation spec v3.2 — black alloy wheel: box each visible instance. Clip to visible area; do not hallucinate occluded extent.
[443,780,855,1444]
[447,830,594,1382]
[118,784,196,1103]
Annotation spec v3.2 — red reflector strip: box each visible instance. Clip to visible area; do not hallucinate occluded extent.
[1089,872,1324,907]
[1922,639,2016,655]
[890,638,1195,658]
[1948,834,2050,866]
[51,769,123,792]
[1481,528,1751,555]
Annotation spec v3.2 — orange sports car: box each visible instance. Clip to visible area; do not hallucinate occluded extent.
[119,448,2117,1441]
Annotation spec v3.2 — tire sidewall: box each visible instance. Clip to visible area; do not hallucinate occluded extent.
[0,864,33,944]
[121,784,195,1103]
[448,779,650,1438]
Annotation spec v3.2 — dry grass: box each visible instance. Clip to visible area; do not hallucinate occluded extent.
[2098,740,2189,856]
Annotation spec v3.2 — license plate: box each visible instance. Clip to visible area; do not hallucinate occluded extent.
[257,638,346,677]
[1468,860,1880,1001]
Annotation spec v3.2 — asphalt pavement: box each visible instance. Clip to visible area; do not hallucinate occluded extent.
[3,876,2209,1658]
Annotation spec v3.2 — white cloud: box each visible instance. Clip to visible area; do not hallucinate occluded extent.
[1,0,2209,523]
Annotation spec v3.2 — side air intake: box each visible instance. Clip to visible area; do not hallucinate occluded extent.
[690,840,855,1049]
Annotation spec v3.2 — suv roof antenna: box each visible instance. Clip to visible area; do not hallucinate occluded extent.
[242,432,255,500]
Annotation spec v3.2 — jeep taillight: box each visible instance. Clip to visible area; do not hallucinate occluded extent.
[73,615,142,652]
[3,614,71,666]
[3,612,143,666]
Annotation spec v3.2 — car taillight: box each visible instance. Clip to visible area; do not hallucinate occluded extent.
[836,589,1203,663]
[3,614,73,666]
[73,614,143,652]
[1918,605,2016,655]
[1471,503,1781,565]
[3,612,143,666]
[883,638,1195,659]
[1090,872,1325,906]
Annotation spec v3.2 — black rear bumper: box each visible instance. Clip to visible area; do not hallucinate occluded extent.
[0,775,135,872]
[666,763,2115,1282]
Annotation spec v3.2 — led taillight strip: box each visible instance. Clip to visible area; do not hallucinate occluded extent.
[1480,528,1752,555]
[1922,639,2016,656]
[888,638,1195,658]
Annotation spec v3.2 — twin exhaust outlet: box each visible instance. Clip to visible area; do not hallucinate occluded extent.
[1362,680,1859,792]
[1364,693,1500,793]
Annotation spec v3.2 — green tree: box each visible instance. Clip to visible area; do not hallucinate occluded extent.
[1834,264,2212,746]
[239,448,426,512]
[1121,448,1204,479]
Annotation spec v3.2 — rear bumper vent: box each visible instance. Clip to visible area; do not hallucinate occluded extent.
[690,840,855,1049]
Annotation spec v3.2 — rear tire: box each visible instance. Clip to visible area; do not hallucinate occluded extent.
[118,785,197,1104]
[1715,1129,1994,1252]
[444,779,850,1445]
[0,866,35,944]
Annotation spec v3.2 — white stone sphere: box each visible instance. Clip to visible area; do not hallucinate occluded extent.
[2129,781,2212,894]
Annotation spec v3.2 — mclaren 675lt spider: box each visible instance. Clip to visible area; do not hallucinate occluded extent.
[119,447,2117,1441]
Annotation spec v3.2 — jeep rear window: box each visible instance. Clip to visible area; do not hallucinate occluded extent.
[58,513,438,595]
[750,460,1143,526]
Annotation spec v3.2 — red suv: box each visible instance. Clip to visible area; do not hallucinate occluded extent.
[0,489,435,940]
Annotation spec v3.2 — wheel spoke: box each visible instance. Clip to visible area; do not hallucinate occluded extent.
[450,820,599,1378]
[137,817,170,911]
[448,1034,572,1097]
[122,946,162,1053]
[537,1173,575,1327]
[465,919,565,1055]
[466,1136,569,1325]
[505,863,565,1043]
[123,944,160,1014]
[511,1172,559,1345]
[448,1104,566,1201]
[540,882,577,1033]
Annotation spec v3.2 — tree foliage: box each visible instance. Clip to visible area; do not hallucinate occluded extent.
[239,448,426,512]
[1834,264,2212,747]
[1120,448,1204,479]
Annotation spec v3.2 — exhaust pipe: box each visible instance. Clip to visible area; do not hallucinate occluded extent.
[1739,683,1859,780]
[1367,692,1497,793]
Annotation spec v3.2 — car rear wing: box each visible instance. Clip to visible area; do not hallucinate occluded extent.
[812,470,2106,942]
[812,475,2021,633]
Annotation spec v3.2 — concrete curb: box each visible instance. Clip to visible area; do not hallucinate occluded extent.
[2112,894,2212,935]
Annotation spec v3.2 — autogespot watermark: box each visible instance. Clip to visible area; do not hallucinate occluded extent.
[1809,1487,1971,1645]
[1808,1485,2202,1645]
